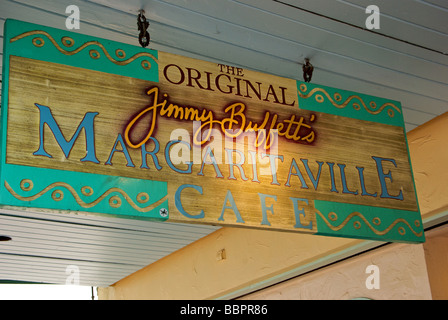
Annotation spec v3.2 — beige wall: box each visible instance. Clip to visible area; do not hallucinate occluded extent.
[98,112,448,300]
[98,228,373,300]
[423,224,448,300]
[408,112,448,220]
[239,242,432,300]
[239,223,448,300]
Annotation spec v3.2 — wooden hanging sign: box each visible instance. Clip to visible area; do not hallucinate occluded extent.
[0,20,424,243]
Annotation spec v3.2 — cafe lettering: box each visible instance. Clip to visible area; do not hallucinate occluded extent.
[0,20,424,243]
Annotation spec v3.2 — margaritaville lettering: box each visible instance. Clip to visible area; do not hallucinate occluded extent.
[0,20,424,243]
[31,100,403,201]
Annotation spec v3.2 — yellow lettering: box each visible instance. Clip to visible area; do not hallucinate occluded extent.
[124,87,162,149]
[220,103,246,138]
[124,86,316,150]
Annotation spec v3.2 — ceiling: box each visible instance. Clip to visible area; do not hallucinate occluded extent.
[0,0,447,287]
[0,208,218,286]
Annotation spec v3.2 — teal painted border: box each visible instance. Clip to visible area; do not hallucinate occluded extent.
[1,20,425,242]
[0,20,13,187]
[297,80,424,243]
[314,200,424,243]
[0,164,168,221]
[0,20,166,220]
[3,19,158,82]
[297,81,405,127]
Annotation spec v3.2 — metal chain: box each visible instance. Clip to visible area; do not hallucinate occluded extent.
[137,11,150,48]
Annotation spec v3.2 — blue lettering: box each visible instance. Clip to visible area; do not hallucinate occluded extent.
[141,137,162,170]
[261,153,284,185]
[357,166,377,197]
[301,159,323,190]
[258,193,277,226]
[105,133,135,167]
[338,164,358,195]
[248,151,260,183]
[326,162,338,193]
[226,149,248,181]
[165,140,193,174]
[285,158,308,188]
[198,146,223,178]
[218,190,244,223]
[372,156,404,200]
[33,103,99,163]
[289,197,313,229]
[175,184,205,219]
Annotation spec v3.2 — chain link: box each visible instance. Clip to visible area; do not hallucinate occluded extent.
[137,11,150,48]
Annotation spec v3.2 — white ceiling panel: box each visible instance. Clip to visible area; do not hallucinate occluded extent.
[0,209,219,286]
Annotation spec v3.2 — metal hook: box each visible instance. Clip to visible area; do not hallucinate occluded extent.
[137,9,150,48]
[302,58,314,83]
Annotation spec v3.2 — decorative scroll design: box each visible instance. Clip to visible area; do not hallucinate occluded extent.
[315,209,423,237]
[298,83,401,118]
[10,30,157,70]
[4,180,167,213]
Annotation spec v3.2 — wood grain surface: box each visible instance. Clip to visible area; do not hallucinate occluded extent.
[5,55,418,232]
